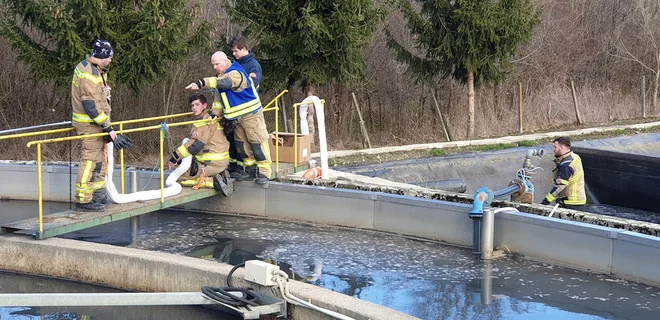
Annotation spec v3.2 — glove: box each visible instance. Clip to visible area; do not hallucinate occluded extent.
[541,199,550,205]
[221,118,237,136]
[113,135,133,150]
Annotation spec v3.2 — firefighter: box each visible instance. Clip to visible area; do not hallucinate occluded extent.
[185,51,271,185]
[168,93,232,196]
[541,136,586,208]
[224,35,263,180]
[71,40,132,212]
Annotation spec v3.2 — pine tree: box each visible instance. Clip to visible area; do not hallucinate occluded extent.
[0,0,210,94]
[226,0,386,96]
[387,0,540,138]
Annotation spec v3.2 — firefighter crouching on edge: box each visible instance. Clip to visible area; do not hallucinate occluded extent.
[168,93,233,196]
[541,136,586,209]
[71,40,132,212]
[185,51,271,185]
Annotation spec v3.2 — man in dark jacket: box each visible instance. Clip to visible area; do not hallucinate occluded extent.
[225,36,263,180]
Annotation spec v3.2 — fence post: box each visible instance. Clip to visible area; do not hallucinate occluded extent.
[431,88,451,142]
[643,76,647,118]
[518,82,523,133]
[351,93,372,149]
[570,80,583,124]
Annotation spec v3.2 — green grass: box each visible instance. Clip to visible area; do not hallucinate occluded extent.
[518,140,536,147]
[430,148,446,156]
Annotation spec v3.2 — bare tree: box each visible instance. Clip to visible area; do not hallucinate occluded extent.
[612,0,660,112]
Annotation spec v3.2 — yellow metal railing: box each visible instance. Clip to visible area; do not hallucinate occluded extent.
[1,112,194,194]
[262,90,288,176]
[0,112,194,142]
[293,100,325,171]
[22,90,290,236]
[26,117,215,235]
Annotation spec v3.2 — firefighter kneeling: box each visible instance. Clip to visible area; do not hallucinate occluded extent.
[168,93,233,196]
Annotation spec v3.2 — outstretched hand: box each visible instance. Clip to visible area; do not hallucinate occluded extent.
[185,83,200,90]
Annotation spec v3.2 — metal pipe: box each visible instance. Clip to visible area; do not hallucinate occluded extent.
[481,208,495,260]
[0,121,71,135]
[471,217,482,254]
[0,292,216,306]
[27,118,210,147]
[37,143,43,235]
[480,261,493,305]
[294,103,298,170]
[119,123,125,194]
[492,184,520,198]
[275,99,280,177]
[159,129,164,204]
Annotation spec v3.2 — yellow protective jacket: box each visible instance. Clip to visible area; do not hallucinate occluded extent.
[71,55,112,134]
[545,151,586,205]
[176,112,229,164]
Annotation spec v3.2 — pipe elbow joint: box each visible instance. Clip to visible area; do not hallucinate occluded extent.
[470,187,494,216]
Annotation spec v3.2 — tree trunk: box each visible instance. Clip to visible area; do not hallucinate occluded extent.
[654,52,660,113]
[467,71,475,138]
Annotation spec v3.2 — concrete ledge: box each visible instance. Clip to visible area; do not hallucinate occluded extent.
[0,234,416,320]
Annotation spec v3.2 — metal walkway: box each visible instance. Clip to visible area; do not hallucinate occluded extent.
[0,187,218,240]
[0,162,308,240]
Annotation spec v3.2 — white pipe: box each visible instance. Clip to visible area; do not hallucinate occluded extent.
[275,271,354,320]
[548,203,560,218]
[299,96,329,179]
[493,207,519,214]
[105,141,190,204]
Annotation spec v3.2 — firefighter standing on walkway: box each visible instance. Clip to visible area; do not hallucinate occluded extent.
[185,51,271,185]
[541,136,586,208]
[224,36,263,180]
[71,40,131,212]
[168,93,232,196]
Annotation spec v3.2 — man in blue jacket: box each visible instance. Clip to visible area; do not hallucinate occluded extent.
[225,36,263,180]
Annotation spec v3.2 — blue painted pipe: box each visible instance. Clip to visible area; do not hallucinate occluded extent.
[493,184,521,198]
[470,187,494,215]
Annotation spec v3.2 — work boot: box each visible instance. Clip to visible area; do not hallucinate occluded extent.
[213,170,233,197]
[75,202,105,212]
[239,166,257,182]
[255,173,269,185]
[93,189,109,205]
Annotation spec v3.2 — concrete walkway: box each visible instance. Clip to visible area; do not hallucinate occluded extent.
[314,120,660,158]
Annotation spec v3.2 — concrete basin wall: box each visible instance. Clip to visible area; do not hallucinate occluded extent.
[2,164,660,308]
[0,234,414,320]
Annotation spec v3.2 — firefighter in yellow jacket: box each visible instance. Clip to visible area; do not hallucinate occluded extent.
[168,93,232,196]
[541,136,586,208]
[71,40,131,212]
[185,51,271,185]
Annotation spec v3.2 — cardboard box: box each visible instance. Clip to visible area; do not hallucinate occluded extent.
[269,132,311,164]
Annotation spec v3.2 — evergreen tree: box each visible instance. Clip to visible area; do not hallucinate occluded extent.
[0,0,210,94]
[226,0,386,96]
[387,0,540,138]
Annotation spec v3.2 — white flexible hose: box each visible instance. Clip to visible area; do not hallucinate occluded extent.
[275,270,355,320]
[299,96,329,179]
[493,207,519,214]
[548,203,560,218]
[105,141,191,204]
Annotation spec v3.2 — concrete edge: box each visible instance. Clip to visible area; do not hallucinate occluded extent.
[0,234,417,320]
[314,121,660,158]
[277,177,660,238]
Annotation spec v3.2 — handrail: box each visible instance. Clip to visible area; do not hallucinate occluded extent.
[26,89,291,236]
[28,117,216,236]
[0,112,193,141]
[293,99,326,171]
[262,89,289,112]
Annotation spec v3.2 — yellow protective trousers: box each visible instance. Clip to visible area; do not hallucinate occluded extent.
[75,137,107,204]
[233,110,271,178]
